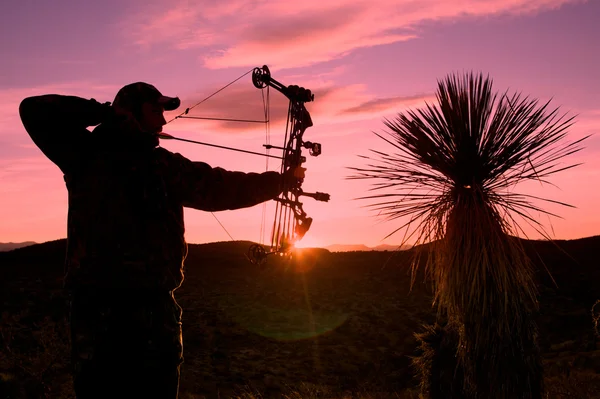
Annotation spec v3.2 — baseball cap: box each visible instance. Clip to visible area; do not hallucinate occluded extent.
[112,82,181,112]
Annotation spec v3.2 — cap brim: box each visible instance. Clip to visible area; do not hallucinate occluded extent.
[157,95,181,111]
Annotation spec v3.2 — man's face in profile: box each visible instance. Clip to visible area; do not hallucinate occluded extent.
[139,102,167,134]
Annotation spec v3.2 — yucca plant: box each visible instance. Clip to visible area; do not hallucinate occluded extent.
[348,72,587,398]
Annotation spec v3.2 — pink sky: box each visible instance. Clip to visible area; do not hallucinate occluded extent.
[1,0,598,248]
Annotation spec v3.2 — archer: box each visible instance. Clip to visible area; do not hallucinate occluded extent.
[19,82,299,399]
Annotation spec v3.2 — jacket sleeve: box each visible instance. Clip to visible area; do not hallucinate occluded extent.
[19,95,111,174]
[163,149,283,211]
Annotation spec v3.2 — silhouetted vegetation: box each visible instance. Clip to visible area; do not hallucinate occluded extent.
[349,72,588,398]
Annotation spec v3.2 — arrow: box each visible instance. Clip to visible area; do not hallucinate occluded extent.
[158,132,284,160]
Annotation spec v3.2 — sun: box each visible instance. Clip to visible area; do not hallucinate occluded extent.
[293,236,323,249]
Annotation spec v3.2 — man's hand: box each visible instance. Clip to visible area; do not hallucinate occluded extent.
[110,105,143,133]
[281,166,306,190]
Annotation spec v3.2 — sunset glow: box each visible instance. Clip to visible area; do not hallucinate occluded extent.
[2,0,599,247]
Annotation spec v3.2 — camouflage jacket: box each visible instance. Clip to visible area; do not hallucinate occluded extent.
[19,95,283,294]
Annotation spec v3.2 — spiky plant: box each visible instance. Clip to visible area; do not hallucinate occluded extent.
[348,72,587,398]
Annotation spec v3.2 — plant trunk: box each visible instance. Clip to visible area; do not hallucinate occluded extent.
[413,319,464,398]
[426,195,543,398]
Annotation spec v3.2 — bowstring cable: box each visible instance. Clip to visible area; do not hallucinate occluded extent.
[271,102,292,251]
[259,86,271,247]
[212,213,235,241]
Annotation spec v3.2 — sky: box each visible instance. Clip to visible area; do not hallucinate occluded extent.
[1,0,599,248]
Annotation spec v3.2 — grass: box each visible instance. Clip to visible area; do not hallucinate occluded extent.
[2,239,600,398]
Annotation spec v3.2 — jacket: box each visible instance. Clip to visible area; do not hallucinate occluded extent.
[19,94,282,293]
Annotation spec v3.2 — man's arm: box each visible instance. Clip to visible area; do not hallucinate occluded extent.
[162,149,283,211]
[19,95,112,173]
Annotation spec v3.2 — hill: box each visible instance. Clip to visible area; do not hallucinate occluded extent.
[0,241,37,252]
[325,243,412,252]
[2,236,600,398]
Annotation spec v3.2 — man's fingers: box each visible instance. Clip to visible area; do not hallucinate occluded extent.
[294,167,306,179]
[282,167,306,188]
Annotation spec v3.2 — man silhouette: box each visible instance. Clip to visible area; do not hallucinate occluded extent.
[19,82,291,398]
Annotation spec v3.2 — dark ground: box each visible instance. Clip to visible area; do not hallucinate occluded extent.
[1,236,600,398]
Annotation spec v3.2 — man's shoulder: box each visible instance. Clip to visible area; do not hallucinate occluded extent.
[154,146,173,157]
[154,146,180,160]
[154,146,190,167]
[154,147,187,160]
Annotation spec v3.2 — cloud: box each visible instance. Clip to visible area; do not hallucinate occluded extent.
[119,0,582,69]
[569,109,600,152]
[120,1,217,50]
[0,82,119,131]
[340,94,436,117]
[163,77,434,138]
[0,156,58,184]
[0,82,120,168]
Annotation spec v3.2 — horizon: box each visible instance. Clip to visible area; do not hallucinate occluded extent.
[2,0,599,248]
[0,237,408,248]
[3,233,600,252]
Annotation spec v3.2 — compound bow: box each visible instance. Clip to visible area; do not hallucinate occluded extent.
[163,65,330,265]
